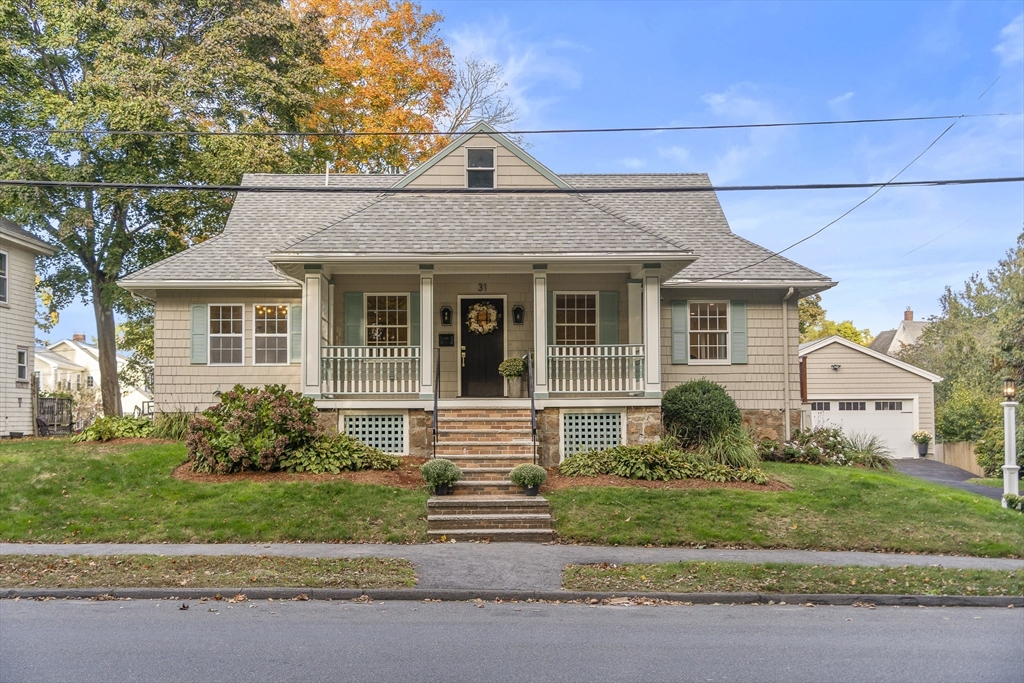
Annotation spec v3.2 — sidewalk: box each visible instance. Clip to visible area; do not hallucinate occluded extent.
[3,543,1021,592]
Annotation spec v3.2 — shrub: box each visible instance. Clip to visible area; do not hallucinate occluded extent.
[420,459,462,489]
[936,386,1000,443]
[70,415,154,443]
[185,385,320,474]
[844,432,895,471]
[761,427,848,466]
[151,412,196,441]
[278,432,399,475]
[1004,494,1024,512]
[558,449,616,477]
[509,463,547,487]
[696,424,760,469]
[975,421,1024,478]
[605,442,691,481]
[558,440,770,485]
[662,379,741,447]
[498,357,525,379]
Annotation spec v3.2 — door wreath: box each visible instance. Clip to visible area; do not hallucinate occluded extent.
[466,302,500,335]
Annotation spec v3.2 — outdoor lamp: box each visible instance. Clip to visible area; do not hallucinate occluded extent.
[1000,376,1020,508]
[1003,377,1017,400]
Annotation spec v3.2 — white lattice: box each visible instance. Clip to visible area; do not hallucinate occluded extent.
[344,414,405,454]
[562,412,622,456]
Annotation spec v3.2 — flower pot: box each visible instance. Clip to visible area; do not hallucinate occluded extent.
[523,485,540,496]
[507,377,523,399]
[433,484,453,496]
[917,442,929,457]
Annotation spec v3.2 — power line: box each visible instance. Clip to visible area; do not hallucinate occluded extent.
[3,112,1020,138]
[898,220,970,259]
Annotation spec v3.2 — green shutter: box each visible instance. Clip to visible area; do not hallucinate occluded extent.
[731,300,748,364]
[190,304,208,365]
[547,291,554,346]
[671,300,688,364]
[344,292,364,346]
[409,292,420,347]
[289,304,302,363]
[599,291,619,344]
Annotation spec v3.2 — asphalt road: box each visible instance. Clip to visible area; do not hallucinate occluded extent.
[2,599,1021,683]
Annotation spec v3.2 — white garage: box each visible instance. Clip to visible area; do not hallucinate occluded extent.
[799,336,941,459]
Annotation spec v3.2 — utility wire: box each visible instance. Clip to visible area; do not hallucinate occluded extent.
[3,113,1020,138]
[0,176,1020,194]
[897,220,970,259]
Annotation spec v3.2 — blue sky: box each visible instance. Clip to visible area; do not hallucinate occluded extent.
[45,0,1023,343]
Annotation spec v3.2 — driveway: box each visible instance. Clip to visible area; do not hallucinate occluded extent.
[894,458,1003,501]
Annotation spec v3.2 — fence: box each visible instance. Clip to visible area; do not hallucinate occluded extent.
[37,396,74,436]
[934,441,985,477]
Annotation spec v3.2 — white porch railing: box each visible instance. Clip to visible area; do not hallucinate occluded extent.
[321,346,420,395]
[547,344,645,394]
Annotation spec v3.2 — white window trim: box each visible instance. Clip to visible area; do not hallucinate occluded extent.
[252,303,291,366]
[16,348,28,381]
[552,290,599,346]
[0,249,8,305]
[688,300,730,366]
[465,146,497,189]
[208,303,245,366]
[364,292,411,347]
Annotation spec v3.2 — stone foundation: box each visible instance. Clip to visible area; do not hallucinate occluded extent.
[741,409,801,442]
[626,406,663,445]
[315,410,339,435]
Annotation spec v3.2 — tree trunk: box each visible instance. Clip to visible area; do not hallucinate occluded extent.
[92,279,123,417]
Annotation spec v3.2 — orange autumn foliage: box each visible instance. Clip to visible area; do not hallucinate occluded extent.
[293,0,455,172]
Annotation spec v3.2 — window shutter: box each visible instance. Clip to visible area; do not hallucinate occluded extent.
[289,304,302,363]
[731,300,748,364]
[599,291,619,344]
[344,292,364,346]
[190,304,208,365]
[670,300,688,364]
[409,292,421,347]
[547,291,554,346]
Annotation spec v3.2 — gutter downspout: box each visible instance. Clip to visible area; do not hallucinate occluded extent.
[782,287,795,440]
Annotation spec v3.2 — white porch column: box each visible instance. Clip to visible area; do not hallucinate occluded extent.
[302,266,325,396]
[533,266,549,398]
[627,278,643,345]
[419,266,434,399]
[642,270,662,397]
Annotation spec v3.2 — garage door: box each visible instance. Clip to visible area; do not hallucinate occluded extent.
[809,400,916,459]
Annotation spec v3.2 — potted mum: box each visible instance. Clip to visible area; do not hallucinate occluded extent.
[911,430,932,457]
[509,463,547,496]
[498,357,526,398]
[421,458,462,495]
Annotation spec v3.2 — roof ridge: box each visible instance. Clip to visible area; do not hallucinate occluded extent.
[572,193,691,253]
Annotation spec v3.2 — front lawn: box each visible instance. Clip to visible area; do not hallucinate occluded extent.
[966,478,1004,488]
[547,462,1024,557]
[0,439,428,543]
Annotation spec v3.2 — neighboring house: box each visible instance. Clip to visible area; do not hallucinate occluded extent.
[799,335,941,459]
[119,122,836,465]
[0,217,54,437]
[869,307,930,356]
[38,335,152,419]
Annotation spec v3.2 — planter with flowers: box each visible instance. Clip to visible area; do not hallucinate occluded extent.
[911,430,932,457]
[498,357,526,398]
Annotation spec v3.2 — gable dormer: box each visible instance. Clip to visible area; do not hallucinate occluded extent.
[397,122,569,190]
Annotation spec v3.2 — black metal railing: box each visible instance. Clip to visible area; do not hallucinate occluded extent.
[526,349,537,465]
[431,346,440,459]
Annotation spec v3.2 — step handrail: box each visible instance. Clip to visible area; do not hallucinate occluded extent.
[526,349,537,465]
[432,346,440,459]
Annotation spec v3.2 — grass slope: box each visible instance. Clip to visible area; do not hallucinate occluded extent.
[0,439,428,543]
[548,463,1024,557]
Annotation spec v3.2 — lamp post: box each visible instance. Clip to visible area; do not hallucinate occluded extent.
[1001,377,1019,508]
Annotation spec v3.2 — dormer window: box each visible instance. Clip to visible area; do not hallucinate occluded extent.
[467,148,495,188]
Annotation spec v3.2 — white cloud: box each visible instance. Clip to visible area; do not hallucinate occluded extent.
[700,84,770,120]
[657,146,691,165]
[994,13,1024,66]
[696,84,787,182]
[828,92,854,107]
[620,157,646,169]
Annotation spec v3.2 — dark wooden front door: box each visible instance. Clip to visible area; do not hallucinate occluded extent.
[461,298,505,397]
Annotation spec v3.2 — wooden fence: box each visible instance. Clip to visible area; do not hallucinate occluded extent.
[934,441,985,477]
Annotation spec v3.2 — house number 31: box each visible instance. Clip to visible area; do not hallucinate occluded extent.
[477,283,487,292]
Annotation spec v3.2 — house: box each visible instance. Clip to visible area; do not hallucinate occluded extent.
[35,335,153,421]
[869,307,930,356]
[119,122,836,466]
[1,217,55,437]
[799,335,941,458]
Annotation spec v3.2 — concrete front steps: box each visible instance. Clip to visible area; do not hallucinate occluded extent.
[427,496,553,542]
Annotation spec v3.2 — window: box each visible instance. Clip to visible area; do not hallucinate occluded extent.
[76,375,81,390]
[875,401,903,411]
[838,401,866,411]
[209,305,243,364]
[366,295,408,346]
[555,293,597,345]
[254,304,289,364]
[16,349,27,380]
[0,250,7,304]
[467,148,495,189]
[689,302,729,362]
[86,376,94,388]
[810,401,830,411]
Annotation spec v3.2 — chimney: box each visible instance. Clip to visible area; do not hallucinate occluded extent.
[72,333,86,342]
[904,307,913,322]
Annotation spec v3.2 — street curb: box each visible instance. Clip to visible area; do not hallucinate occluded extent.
[2,587,1020,607]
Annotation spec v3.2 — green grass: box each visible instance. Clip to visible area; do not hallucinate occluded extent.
[0,554,416,589]
[0,439,428,543]
[547,462,1024,557]
[562,561,1024,596]
[966,478,1005,488]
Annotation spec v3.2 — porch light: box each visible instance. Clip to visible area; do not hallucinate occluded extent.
[440,306,453,326]
[1003,377,1017,400]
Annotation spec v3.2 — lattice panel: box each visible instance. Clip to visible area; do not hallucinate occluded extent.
[563,412,622,457]
[344,414,405,454]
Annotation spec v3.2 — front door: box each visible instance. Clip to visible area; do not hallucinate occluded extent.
[460,298,505,397]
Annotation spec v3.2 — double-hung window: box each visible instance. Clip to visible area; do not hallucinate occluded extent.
[366,295,409,346]
[467,148,495,189]
[0,251,8,304]
[209,305,244,365]
[554,293,597,345]
[689,301,729,362]
[254,304,289,364]
[16,349,27,380]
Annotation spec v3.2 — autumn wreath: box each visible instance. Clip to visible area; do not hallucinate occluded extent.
[466,302,500,335]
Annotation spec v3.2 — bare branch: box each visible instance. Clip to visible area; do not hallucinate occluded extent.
[441,56,520,143]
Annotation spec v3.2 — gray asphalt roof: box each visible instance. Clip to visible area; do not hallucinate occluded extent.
[0,217,53,253]
[868,329,898,354]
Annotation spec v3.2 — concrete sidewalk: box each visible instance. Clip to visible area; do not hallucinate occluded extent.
[3,543,1021,591]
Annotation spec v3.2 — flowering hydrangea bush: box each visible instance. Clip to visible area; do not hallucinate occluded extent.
[759,427,848,466]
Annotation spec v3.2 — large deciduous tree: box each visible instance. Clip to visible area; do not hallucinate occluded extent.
[798,294,873,345]
[0,0,324,416]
